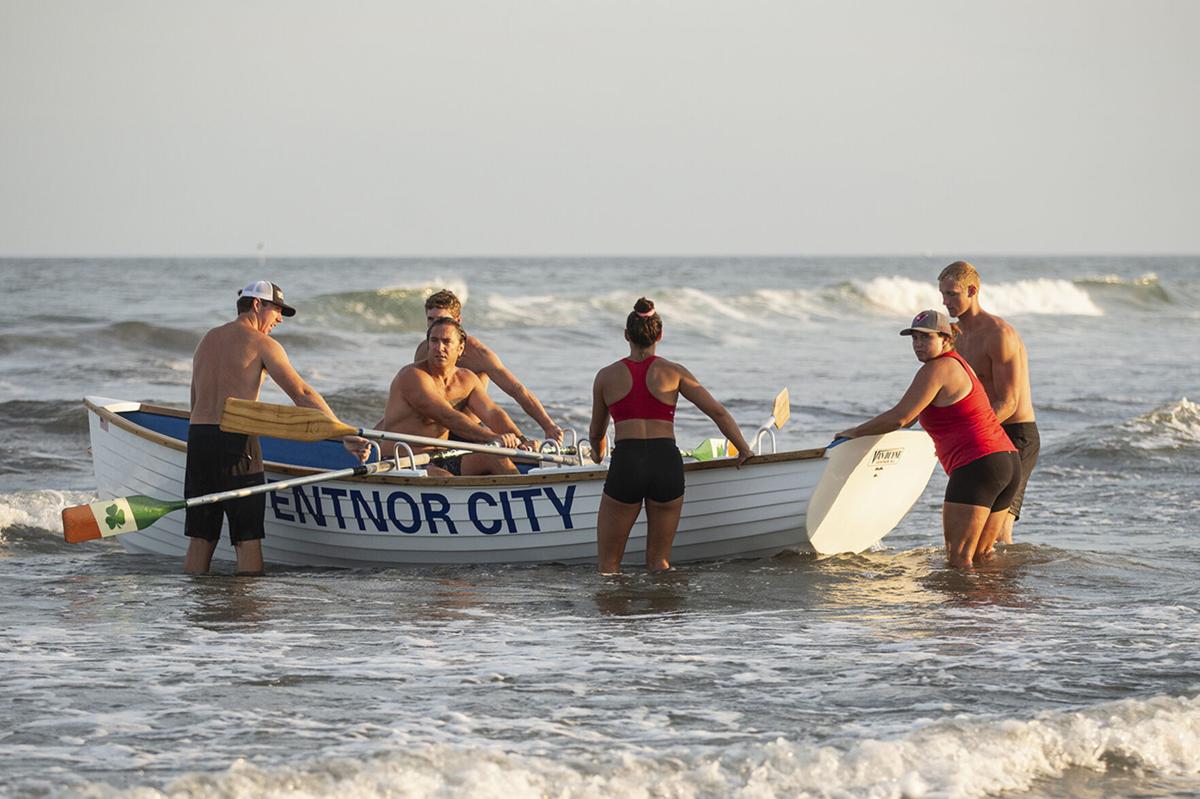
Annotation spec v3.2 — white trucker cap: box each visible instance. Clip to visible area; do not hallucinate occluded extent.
[238,281,296,317]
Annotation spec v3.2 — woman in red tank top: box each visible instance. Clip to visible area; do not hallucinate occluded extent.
[836,310,1019,569]
[588,298,752,574]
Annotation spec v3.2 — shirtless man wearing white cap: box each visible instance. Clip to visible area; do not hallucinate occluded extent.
[184,281,369,575]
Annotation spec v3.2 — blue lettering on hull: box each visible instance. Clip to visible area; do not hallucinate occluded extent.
[267,481,577,536]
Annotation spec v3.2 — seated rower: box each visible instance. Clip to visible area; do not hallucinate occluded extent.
[415,289,564,444]
[378,317,525,476]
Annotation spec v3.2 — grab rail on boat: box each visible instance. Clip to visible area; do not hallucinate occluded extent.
[751,426,777,455]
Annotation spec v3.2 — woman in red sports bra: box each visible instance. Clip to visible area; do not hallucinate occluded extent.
[588,297,752,574]
[836,309,1020,569]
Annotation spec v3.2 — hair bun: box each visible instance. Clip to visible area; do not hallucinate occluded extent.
[633,297,655,314]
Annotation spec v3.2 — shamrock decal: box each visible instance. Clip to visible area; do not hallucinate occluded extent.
[105,503,126,530]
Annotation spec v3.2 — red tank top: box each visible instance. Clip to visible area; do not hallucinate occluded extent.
[918,351,1015,474]
[608,356,677,423]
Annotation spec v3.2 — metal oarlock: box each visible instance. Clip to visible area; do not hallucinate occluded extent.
[365,437,426,477]
[751,425,777,454]
[390,440,427,476]
[539,428,586,466]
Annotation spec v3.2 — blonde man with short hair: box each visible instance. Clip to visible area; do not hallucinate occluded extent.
[938,261,1039,545]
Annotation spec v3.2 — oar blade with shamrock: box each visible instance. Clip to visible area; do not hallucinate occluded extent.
[62,496,185,543]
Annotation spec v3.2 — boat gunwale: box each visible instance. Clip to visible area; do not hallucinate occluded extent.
[84,397,829,487]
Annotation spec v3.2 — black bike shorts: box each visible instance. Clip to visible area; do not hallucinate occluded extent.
[603,438,685,505]
[944,450,1021,513]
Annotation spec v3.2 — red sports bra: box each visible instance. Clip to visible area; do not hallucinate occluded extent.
[608,356,677,423]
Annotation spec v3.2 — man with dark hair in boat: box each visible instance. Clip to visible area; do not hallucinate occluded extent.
[414,289,564,445]
[938,261,1039,546]
[185,281,371,576]
[381,317,525,476]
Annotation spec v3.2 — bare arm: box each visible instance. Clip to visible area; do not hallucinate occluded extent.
[465,382,524,447]
[401,369,520,446]
[262,337,370,462]
[261,337,337,418]
[677,366,752,465]
[987,327,1023,424]
[837,362,945,439]
[474,346,563,443]
[587,370,611,463]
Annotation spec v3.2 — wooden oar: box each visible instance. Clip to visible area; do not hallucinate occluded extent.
[61,456,423,544]
[763,387,790,431]
[220,398,578,465]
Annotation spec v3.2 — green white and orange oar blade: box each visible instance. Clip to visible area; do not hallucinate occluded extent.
[63,496,186,543]
[680,438,738,461]
[61,457,416,544]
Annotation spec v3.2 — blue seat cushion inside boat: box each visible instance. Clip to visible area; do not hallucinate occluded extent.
[120,410,536,472]
[122,410,366,469]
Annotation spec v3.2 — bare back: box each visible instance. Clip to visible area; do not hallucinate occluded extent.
[190,321,273,424]
[955,312,1035,424]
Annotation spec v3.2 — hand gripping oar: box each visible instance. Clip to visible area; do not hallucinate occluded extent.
[220,398,579,465]
[61,456,422,543]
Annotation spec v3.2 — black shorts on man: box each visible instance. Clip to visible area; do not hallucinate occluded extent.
[184,424,266,543]
[1000,422,1040,520]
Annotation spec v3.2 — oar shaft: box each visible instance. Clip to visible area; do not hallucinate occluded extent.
[181,460,398,510]
[355,426,575,465]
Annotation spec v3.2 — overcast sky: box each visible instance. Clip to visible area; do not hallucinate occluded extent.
[2,1,1196,257]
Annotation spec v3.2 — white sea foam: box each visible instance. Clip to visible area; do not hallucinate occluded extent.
[0,489,95,535]
[73,693,1200,799]
[1127,398,1200,450]
[855,276,1103,317]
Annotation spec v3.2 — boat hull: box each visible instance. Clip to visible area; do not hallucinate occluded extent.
[83,397,936,567]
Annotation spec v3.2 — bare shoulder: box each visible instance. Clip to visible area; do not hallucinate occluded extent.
[982,312,1025,353]
[594,360,626,384]
[653,356,693,381]
[465,335,499,365]
[466,335,492,355]
[394,362,426,388]
[454,364,484,388]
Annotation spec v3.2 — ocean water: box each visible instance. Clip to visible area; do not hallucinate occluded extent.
[0,257,1197,798]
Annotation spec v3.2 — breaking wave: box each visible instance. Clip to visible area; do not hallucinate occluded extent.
[72,693,1200,799]
[1055,398,1200,463]
[95,321,201,354]
[0,489,94,538]
[0,399,89,436]
[304,281,470,333]
[1076,272,1173,307]
[850,276,1104,317]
